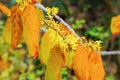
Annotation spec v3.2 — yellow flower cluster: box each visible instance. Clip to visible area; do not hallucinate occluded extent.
[45,7,102,54]
[92,40,102,51]
[44,7,79,53]
[48,28,78,52]
[46,7,59,19]
[16,0,28,11]
[79,37,102,52]
[65,35,78,51]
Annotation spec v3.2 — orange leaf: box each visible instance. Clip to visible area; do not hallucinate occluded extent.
[88,50,105,80]
[3,18,12,44]
[110,15,120,40]
[0,2,11,16]
[45,46,64,80]
[11,5,23,49]
[0,58,11,70]
[72,43,90,80]
[22,4,41,58]
[72,43,105,80]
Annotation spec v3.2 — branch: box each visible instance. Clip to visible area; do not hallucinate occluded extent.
[35,3,120,56]
[35,3,80,38]
[101,51,120,55]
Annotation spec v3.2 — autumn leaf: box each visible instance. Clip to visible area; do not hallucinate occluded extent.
[72,43,90,80]
[72,43,105,80]
[110,15,120,40]
[11,5,23,49]
[22,4,41,58]
[0,2,11,16]
[88,50,105,80]
[0,57,11,70]
[3,18,12,44]
[39,30,56,64]
[45,46,64,80]
[37,7,44,24]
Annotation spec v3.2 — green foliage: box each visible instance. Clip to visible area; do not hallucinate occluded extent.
[69,0,77,4]
[105,74,115,80]
[85,26,110,40]
[70,18,86,29]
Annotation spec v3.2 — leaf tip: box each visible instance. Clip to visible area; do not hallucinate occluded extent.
[11,43,16,49]
[33,50,39,59]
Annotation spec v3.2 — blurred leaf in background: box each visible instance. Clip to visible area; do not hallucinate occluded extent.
[105,74,115,80]
[85,26,111,40]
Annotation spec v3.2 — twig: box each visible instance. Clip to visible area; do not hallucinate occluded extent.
[35,3,79,38]
[101,51,120,55]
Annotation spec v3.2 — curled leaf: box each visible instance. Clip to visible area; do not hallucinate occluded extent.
[22,4,40,58]
[11,5,23,48]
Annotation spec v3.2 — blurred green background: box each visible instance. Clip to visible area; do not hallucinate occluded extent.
[0,0,120,80]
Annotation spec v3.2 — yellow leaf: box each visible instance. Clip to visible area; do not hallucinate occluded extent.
[22,4,40,58]
[45,46,64,80]
[39,30,55,64]
[36,7,44,25]
[3,18,12,44]
[110,15,120,39]
[72,43,105,80]
[11,5,23,49]
[0,2,11,16]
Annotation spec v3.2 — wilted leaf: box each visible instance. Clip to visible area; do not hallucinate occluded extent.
[3,18,12,44]
[0,2,11,16]
[22,4,40,58]
[110,15,120,40]
[72,43,105,80]
[45,46,64,80]
[11,5,23,49]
